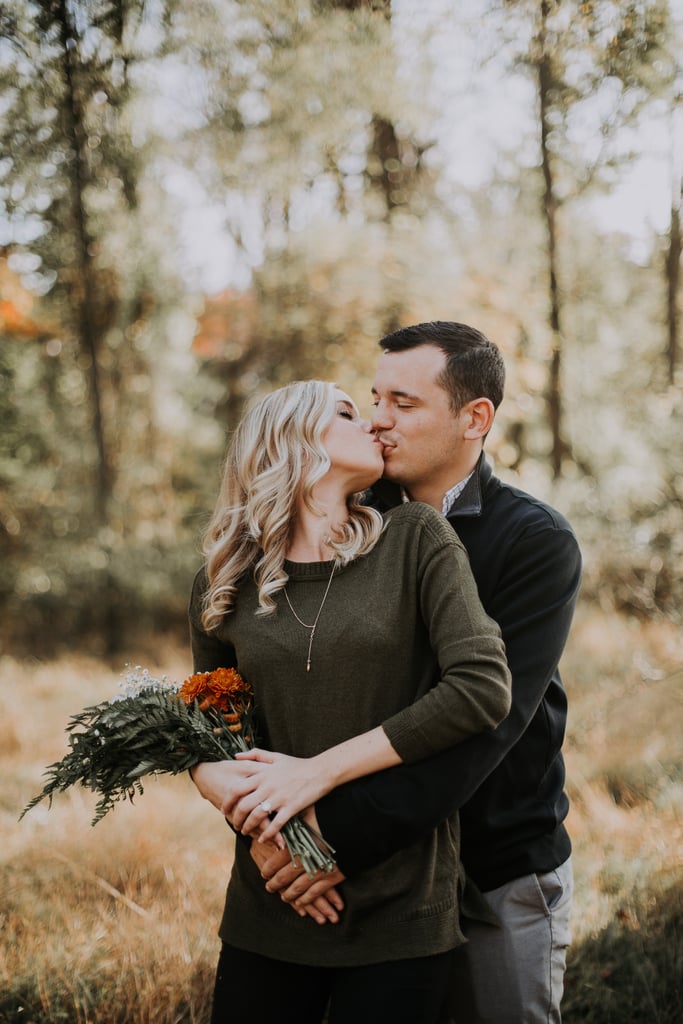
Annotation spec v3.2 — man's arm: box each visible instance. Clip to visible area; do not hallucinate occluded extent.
[314,526,582,876]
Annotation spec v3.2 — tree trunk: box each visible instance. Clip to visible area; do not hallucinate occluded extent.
[368,115,403,214]
[665,182,681,385]
[316,0,391,12]
[537,0,567,479]
[56,0,111,522]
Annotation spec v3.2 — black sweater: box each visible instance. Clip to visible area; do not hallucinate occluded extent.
[315,455,582,892]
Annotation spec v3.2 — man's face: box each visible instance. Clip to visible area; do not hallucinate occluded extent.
[371,346,470,506]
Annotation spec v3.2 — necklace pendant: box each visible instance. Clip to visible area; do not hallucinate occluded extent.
[306,629,314,672]
[283,562,336,676]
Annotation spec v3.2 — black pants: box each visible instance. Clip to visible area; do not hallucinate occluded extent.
[211,942,454,1024]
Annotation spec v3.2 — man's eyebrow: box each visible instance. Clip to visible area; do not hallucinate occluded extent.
[371,386,420,401]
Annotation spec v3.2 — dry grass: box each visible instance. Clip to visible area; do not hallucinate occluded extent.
[1,649,229,1024]
[1,607,682,1022]
[560,606,683,1023]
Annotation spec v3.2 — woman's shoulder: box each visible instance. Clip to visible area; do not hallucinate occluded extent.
[188,564,209,617]
[383,501,465,550]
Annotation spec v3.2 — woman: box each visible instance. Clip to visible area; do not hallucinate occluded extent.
[189,380,511,1024]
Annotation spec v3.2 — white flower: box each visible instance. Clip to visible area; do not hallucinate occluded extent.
[111,666,180,702]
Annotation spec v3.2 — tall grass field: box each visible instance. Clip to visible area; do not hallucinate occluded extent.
[2,606,681,1023]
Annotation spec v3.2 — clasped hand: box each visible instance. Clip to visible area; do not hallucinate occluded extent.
[190,757,345,925]
[251,839,346,926]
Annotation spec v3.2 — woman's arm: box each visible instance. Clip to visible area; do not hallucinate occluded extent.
[230,725,401,839]
[315,523,582,875]
[230,512,512,841]
[378,510,511,763]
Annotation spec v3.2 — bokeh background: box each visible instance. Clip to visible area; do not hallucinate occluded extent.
[1,1,682,1021]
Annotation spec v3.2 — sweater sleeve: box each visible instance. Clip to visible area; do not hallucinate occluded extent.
[380,508,511,763]
[316,521,581,876]
[188,567,238,673]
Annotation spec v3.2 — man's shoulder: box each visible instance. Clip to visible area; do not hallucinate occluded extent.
[495,478,574,532]
[481,464,576,538]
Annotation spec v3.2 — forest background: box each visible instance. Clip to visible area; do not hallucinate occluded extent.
[1,1,682,1022]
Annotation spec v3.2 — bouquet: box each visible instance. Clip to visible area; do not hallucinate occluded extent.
[21,666,336,877]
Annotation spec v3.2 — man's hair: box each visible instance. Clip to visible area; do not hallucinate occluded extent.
[379,321,505,413]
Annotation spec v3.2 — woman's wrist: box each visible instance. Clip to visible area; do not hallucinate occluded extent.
[310,727,401,797]
[308,750,342,801]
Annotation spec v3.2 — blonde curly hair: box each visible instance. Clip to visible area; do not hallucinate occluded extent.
[201,380,384,632]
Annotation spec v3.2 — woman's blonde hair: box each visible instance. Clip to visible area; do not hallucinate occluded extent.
[201,380,384,631]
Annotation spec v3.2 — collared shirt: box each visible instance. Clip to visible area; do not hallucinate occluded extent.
[401,471,475,517]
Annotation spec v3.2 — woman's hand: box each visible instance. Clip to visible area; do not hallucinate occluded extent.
[232,749,328,840]
[191,759,284,842]
[232,726,401,841]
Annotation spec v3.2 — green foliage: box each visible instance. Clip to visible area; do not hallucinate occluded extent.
[21,683,227,824]
[0,321,211,656]
[1,0,682,653]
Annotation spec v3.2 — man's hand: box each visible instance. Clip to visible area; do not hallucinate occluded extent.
[250,841,346,925]
[193,762,345,924]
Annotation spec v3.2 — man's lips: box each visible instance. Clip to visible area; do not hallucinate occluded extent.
[375,435,395,454]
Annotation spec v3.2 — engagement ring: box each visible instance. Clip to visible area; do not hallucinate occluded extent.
[259,799,272,814]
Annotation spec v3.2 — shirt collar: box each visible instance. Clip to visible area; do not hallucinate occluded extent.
[401,470,475,516]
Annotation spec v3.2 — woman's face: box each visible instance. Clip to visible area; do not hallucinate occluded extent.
[320,389,385,492]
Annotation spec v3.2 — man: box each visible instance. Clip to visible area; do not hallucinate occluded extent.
[197,321,582,1023]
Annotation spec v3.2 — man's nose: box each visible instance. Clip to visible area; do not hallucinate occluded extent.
[371,401,393,431]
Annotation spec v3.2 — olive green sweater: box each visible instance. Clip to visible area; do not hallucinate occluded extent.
[189,502,510,966]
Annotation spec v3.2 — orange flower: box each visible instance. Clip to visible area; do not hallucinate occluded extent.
[178,667,253,715]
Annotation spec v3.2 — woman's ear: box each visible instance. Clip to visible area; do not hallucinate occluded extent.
[462,398,495,440]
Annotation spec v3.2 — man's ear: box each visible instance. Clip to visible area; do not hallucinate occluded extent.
[462,398,495,440]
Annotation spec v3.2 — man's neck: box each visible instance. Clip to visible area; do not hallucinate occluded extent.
[403,459,479,512]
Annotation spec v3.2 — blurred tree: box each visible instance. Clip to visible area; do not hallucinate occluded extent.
[499,0,672,476]
[2,0,682,654]
[1,0,145,520]
[0,0,204,653]
[176,0,442,427]
[658,27,683,384]
[318,0,431,224]
[664,154,681,384]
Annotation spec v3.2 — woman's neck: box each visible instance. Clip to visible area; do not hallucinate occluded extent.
[286,491,349,562]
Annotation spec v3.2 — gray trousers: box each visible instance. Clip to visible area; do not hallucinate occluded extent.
[447,857,573,1024]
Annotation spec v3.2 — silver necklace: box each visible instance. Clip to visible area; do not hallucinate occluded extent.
[283,562,336,672]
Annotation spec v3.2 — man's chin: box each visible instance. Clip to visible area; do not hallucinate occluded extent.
[380,461,401,483]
